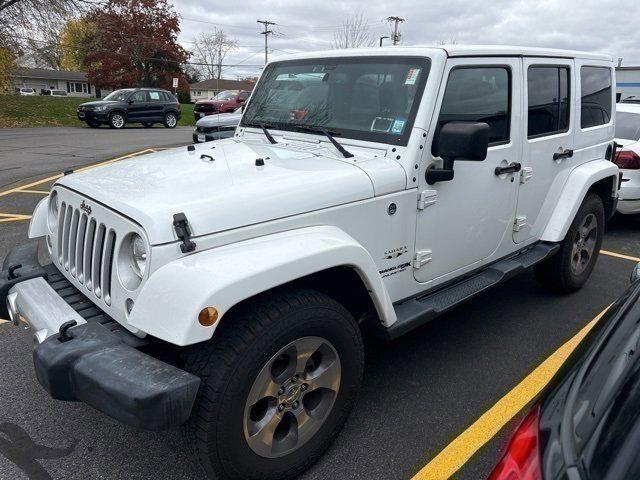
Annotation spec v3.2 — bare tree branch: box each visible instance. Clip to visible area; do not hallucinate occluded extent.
[192,28,238,80]
[332,11,374,49]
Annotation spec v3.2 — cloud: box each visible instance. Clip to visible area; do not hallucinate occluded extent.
[174,0,640,79]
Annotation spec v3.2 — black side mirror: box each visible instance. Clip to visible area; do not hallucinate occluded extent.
[426,122,490,185]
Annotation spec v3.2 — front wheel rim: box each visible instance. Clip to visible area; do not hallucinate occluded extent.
[571,212,598,275]
[111,114,124,128]
[243,336,341,458]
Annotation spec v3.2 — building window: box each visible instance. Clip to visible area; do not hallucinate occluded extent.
[435,66,511,148]
[527,66,570,138]
[581,66,612,129]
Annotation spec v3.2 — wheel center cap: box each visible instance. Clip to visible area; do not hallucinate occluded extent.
[281,384,301,404]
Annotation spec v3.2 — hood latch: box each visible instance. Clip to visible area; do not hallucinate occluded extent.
[173,213,196,253]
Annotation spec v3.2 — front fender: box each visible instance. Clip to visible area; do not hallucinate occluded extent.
[129,226,395,346]
[28,196,49,239]
[541,160,619,242]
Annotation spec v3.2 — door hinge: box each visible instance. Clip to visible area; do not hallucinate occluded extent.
[417,190,437,210]
[413,250,432,269]
[520,167,533,184]
[513,216,527,232]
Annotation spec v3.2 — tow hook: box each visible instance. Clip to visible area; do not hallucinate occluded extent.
[7,264,22,280]
[58,320,78,343]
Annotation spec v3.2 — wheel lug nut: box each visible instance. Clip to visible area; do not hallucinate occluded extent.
[301,384,308,391]
[278,387,285,395]
[292,401,299,409]
[278,404,286,411]
[291,376,298,383]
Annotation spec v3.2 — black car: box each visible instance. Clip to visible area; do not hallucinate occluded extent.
[77,88,181,129]
[489,263,640,480]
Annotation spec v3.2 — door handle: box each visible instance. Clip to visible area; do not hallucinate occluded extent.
[553,149,574,161]
[494,162,522,176]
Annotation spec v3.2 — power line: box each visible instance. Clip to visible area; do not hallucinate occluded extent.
[256,19,276,64]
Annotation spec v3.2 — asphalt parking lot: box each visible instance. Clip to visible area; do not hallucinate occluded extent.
[0,136,639,480]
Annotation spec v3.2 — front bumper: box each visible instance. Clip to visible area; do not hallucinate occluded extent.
[617,198,640,215]
[77,110,108,122]
[1,242,200,430]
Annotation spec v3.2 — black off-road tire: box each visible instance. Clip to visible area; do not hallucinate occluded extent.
[534,193,604,293]
[182,287,364,480]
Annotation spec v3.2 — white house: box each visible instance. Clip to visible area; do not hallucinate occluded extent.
[10,68,110,98]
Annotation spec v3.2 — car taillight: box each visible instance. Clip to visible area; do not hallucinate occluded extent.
[488,405,542,480]
[614,150,640,170]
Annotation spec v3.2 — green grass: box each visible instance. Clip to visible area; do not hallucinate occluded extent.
[0,95,195,128]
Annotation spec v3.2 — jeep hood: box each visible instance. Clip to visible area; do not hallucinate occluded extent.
[56,140,377,245]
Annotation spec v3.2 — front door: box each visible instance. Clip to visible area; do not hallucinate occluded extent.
[127,90,150,121]
[513,59,575,243]
[414,58,522,284]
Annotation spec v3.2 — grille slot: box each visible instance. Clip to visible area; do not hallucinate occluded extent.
[56,203,116,307]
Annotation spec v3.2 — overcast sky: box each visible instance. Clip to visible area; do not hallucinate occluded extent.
[174,0,640,80]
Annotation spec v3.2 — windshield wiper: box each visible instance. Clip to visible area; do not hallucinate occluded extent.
[295,125,354,158]
[243,122,277,144]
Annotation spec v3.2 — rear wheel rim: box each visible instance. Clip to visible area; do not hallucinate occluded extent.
[571,212,598,275]
[166,114,177,127]
[111,114,124,128]
[243,336,341,458]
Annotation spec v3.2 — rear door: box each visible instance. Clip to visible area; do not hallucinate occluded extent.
[514,59,575,243]
[147,90,166,121]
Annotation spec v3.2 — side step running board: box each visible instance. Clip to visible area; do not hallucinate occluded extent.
[384,243,560,340]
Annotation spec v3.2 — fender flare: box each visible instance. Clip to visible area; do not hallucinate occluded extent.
[28,196,49,239]
[128,225,395,346]
[541,160,619,242]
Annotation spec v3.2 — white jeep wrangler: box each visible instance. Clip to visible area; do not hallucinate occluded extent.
[2,46,619,480]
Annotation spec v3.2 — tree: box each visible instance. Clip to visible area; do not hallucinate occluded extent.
[192,29,238,80]
[0,47,16,92]
[332,12,374,49]
[84,0,189,89]
[60,18,98,71]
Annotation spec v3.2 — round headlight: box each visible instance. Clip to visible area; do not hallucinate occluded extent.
[130,234,147,278]
[47,191,59,232]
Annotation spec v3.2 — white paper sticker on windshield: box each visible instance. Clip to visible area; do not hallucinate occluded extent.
[405,68,420,85]
[391,119,406,135]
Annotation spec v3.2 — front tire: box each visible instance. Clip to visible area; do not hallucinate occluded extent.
[534,193,604,292]
[183,287,364,480]
[108,112,125,129]
[163,112,178,128]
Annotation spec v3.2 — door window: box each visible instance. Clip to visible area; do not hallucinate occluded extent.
[131,91,147,102]
[148,91,162,101]
[580,66,612,129]
[527,66,570,138]
[435,67,511,148]
[238,92,250,101]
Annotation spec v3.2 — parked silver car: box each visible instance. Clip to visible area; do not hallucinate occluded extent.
[192,110,242,143]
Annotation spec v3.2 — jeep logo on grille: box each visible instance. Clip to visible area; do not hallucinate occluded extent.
[80,200,92,215]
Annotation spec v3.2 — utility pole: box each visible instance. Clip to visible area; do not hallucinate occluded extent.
[257,19,276,64]
[387,16,405,45]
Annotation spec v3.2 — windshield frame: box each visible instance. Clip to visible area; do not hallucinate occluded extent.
[241,55,431,146]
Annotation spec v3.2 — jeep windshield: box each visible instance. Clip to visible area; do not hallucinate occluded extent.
[242,56,430,145]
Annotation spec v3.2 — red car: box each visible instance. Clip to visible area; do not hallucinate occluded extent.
[194,90,251,120]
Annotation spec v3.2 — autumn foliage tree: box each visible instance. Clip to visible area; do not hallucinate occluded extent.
[84,0,189,90]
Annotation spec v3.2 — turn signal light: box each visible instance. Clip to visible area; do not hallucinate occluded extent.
[198,307,219,327]
[614,150,640,170]
[488,404,542,480]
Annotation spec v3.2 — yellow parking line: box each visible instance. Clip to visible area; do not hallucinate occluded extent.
[0,216,32,223]
[0,213,32,219]
[411,306,610,480]
[601,250,640,263]
[17,189,49,194]
[0,148,156,199]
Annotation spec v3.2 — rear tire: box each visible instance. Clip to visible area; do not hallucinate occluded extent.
[163,112,178,128]
[534,193,604,293]
[182,287,364,480]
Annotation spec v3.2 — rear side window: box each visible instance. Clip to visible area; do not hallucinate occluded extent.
[581,66,612,129]
[149,91,161,101]
[527,66,570,138]
[435,67,511,147]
